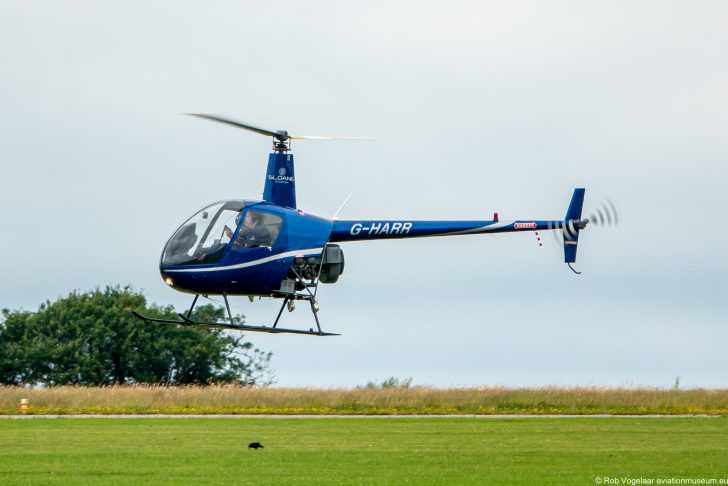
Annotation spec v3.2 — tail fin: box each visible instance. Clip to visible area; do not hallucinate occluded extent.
[563,188,586,266]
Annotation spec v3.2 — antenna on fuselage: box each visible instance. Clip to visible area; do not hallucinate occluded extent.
[333,187,358,220]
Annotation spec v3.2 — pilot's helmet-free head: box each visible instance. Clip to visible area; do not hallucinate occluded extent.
[244,211,261,227]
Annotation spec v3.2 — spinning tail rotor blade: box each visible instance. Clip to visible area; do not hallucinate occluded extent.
[586,198,620,227]
[560,219,580,241]
[548,220,562,246]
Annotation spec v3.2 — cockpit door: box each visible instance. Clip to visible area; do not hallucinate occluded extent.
[228,209,286,252]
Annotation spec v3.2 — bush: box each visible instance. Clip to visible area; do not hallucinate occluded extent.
[0,286,273,386]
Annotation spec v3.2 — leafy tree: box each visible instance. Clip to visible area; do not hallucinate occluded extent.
[0,286,273,386]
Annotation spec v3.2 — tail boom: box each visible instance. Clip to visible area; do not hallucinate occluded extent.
[329,219,565,242]
[328,188,588,274]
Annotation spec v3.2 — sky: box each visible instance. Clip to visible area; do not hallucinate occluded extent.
[1,1,726,388]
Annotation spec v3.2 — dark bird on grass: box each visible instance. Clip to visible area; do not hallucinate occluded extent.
[248,442,264,450]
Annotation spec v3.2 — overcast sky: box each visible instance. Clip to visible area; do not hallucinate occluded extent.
[1,1,726,388]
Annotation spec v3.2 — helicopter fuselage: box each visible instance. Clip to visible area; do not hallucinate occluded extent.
[159,198,572,297]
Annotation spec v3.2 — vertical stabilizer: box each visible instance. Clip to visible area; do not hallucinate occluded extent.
[263,152,296,209]
[563,188,585,264]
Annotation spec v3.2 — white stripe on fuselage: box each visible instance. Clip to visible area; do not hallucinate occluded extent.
[164,247,324,273]
[440,220,563,236]
[440,220,515,236]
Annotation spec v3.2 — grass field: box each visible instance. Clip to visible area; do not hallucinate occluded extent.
[0,417,727,484]
[2,385,728,415]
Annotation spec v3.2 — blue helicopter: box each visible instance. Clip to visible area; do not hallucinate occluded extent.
[134,114,612,336]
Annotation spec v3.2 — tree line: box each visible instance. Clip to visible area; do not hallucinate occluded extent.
[0,286,273,386]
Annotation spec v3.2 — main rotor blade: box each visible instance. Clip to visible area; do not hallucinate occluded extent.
[186,113,282,139]
[289,135,372,141]
[187,113,370,142]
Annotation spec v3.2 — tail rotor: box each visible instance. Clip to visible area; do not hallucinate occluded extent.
[548,190,620,274]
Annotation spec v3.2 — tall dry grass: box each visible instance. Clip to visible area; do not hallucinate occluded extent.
[1,385,727,415]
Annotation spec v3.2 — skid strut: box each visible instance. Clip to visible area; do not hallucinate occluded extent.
[132,292,338,336]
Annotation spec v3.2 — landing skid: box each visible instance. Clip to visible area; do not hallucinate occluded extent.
[131,292,339,337]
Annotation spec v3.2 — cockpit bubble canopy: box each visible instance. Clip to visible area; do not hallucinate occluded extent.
[162,200,244,266]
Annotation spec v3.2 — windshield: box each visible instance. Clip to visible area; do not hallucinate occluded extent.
[162,200,244,266]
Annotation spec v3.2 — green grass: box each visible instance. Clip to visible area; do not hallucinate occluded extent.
[0,418,727,485]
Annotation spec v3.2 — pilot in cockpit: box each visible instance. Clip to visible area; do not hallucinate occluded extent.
[226,211,272,248]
